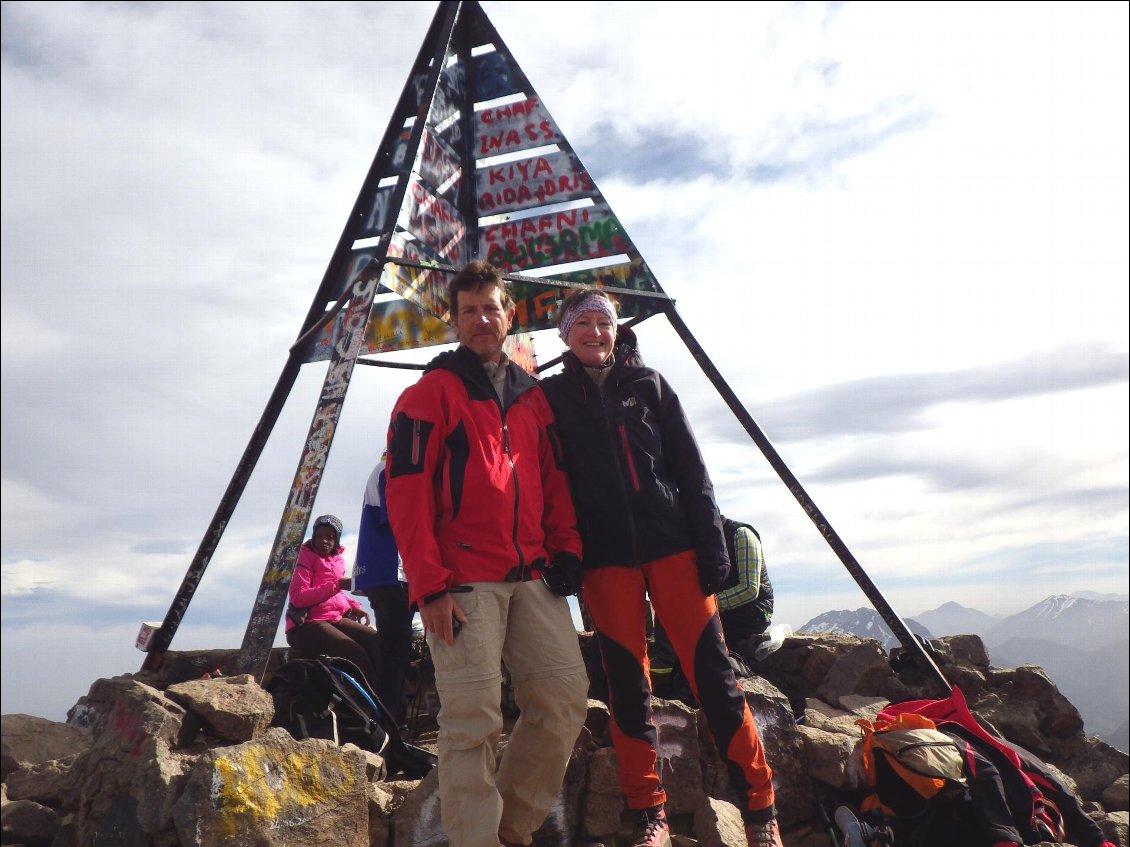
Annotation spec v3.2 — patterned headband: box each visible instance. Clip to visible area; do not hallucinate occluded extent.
[558,294,619,341]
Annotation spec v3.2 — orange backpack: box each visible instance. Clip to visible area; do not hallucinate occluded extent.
[855,712,968,820]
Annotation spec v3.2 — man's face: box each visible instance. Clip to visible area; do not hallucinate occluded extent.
[453,284,514,362]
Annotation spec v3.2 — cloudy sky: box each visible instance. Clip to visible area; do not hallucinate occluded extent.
[2,1,1127,721]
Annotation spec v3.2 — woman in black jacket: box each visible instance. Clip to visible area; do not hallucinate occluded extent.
[538,289,783,847]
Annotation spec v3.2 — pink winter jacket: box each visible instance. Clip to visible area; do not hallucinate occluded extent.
[285,541,363,632]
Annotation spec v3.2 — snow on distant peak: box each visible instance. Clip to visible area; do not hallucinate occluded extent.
[1030,595,1077,619]
[1072,590,1130,602]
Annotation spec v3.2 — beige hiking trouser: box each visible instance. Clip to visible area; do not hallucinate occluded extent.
[428,579,589,847]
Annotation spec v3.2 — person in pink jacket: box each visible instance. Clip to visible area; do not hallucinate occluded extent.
[285,514,384,690]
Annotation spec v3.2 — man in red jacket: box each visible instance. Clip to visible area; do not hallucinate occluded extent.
[386,261,588,847]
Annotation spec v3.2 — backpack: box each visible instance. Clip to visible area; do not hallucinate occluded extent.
[855,713,969,822]
[266,655,436,779]
[851,712,1021,847]
[854,686,1111,847]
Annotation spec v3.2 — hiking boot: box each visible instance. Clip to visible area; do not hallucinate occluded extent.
[631,806,672,847]
[744,818,783,847]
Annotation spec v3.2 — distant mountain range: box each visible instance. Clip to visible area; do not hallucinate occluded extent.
[797,592,1129,752]
[801,608,934,648]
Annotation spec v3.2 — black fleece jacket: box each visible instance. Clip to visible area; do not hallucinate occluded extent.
[538,327,730,586]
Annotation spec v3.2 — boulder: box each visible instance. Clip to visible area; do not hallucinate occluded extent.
[67,676,198,846]
[4,754,81,809]
[580,746,622,839]
[0,797,60,846]
[0,714,90,781]
[172,728,368,847]
[164,673,275,742]
[816,642,891,704]
[1103,774,1129,812]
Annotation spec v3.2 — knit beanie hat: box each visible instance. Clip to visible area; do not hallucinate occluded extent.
[312,514,343,543]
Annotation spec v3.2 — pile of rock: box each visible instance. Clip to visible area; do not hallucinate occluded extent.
[2,632,1127,846]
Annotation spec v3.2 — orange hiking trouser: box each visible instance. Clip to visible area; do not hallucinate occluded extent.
[582,549,776,822]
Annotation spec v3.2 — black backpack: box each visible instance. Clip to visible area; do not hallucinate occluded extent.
[848,687,1110,847]
[266,655,436,779]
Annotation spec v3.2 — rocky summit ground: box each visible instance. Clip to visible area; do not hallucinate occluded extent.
[1,630,1127,846]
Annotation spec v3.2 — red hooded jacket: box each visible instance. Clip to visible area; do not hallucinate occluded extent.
[386,345,581,608]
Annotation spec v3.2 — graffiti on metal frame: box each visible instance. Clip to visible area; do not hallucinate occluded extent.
[305,276,454,362]
[391,126,415,175]
[475,96,562,158]
[364,297,454,353]
[557,257,660,295]
[418,130,462,200]
[429,61,466,146]
[406,177,466,265]
[269,271,378,586]
[476,150,592,215]
[480,204,629,273]
[510,286,561,333]
[362,185,397,238]
[503,331,537,375]
[385,234,450,319]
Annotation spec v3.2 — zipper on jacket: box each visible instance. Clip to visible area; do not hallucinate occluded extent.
[617,422,641,492]
[452,351,533,579]
[596,385,640,564]
[472,357,529,578]
[411,419,423,466]
[502,419,527,576]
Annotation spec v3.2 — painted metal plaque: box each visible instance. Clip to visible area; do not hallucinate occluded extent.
[474,96,562,159]
[418,130,462,201]
[363,297,455,353]
[405,177,467,266]
[390,126,415,175]
[479,203,631,273]
[358,185,399,240]
[473,50,520,102]
[475,149,593,215]
[428,61,463,136]
[385,233,451,322]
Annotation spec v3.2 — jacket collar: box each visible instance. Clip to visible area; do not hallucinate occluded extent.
[428,344,537,403]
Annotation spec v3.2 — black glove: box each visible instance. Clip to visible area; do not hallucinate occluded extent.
[697,557,731,596]
[542,552,584,597]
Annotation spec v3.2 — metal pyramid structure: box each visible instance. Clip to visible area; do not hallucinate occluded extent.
[300,0,671,371]
[141,0,950,694]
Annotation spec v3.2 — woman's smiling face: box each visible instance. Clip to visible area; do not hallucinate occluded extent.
[565,310,617,367]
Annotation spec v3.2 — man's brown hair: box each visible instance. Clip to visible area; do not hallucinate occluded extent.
[447,261,514,318]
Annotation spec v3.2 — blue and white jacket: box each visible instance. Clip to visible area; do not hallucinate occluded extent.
[351,458,403,592]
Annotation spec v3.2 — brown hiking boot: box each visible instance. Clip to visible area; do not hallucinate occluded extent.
[745,818,783,847]
[631,805,672,847]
